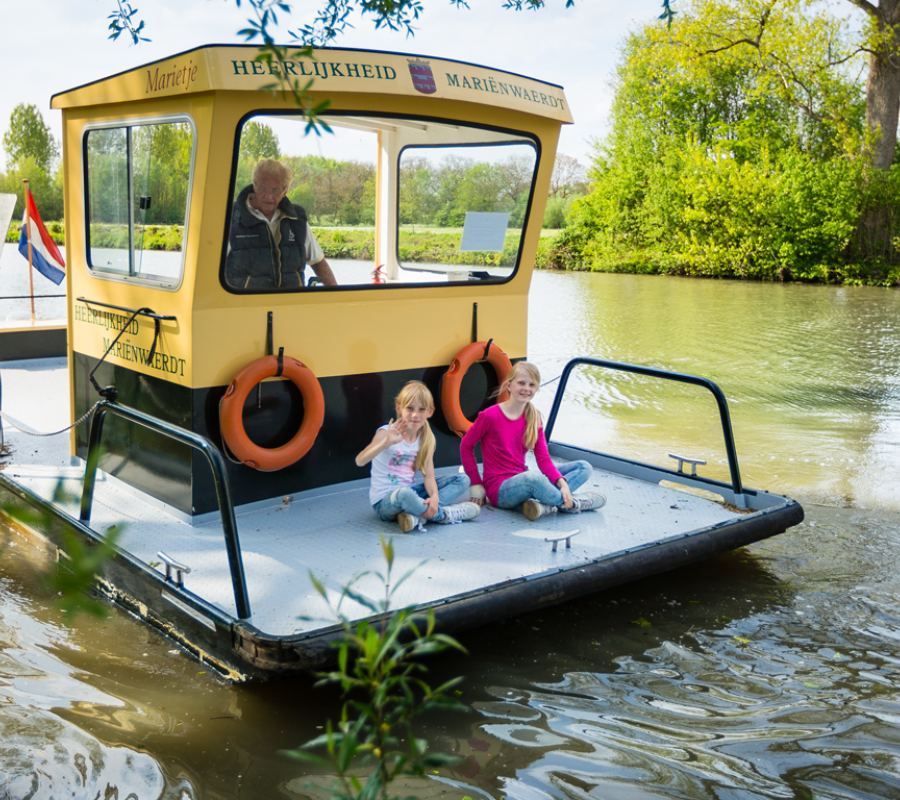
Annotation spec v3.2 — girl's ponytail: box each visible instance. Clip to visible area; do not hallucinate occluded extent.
[394,381,436,472]
[416,422,436,473]
[522,400,540,451]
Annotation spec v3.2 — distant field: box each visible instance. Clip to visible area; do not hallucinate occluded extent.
[346,225,560,238]
[5,222,563,246]
[4,221,568,270]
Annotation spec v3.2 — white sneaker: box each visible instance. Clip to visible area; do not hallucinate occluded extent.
[522,500,557,521]
[397,512,421,533]
[436,502,480,524]
[561,492,607,514]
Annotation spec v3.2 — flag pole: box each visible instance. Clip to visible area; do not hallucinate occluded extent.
[22,179,35,322]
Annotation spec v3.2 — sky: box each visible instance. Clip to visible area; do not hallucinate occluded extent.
[0,0,665,169]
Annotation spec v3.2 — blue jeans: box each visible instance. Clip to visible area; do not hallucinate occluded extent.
[495,460,592,510]
[373,474,470,522]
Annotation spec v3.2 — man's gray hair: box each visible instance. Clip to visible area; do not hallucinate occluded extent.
[252,158,293,191]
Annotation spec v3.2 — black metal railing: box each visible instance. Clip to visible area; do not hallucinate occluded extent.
[75,297,177,323]
[545,357,744,499]
[79,401,251,619]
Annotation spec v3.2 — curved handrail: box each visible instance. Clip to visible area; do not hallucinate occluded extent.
[79,400,251,619]
[544,357,744,499]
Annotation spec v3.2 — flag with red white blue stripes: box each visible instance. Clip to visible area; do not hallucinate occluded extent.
[18,189,65,285]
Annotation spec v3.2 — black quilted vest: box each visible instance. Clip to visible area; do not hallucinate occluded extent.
[226,185,308,290]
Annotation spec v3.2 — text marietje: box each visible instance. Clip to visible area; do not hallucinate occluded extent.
[144,59,566,110]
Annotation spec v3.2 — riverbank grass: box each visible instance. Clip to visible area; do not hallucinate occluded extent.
[10,221,898,284]
[5,222,561,268]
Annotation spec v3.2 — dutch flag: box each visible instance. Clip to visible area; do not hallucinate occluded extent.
[18,189,65,285]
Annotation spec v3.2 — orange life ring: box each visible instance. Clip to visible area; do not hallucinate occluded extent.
[441,341,513,437]
[219,354,325,471]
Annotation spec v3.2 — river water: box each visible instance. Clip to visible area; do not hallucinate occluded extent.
[3,267,900,798]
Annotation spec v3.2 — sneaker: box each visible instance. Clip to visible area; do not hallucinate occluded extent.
[560,492,607,514]
[522,500,557,521]
[435,502,481,524]
[397,512,421,533]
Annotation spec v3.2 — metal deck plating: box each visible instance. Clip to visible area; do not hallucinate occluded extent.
[0,357,803,681]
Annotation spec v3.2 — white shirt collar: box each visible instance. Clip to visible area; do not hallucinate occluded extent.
[246,195,283,233]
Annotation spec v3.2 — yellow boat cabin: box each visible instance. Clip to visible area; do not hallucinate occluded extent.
[52,44,572,516]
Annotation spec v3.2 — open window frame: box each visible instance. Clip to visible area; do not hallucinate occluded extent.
[220,110,542,295]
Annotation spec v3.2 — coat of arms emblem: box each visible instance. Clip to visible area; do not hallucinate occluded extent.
[408,59,436,95]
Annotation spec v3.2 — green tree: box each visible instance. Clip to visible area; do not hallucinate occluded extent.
[496,153,534,207]
[240,121,281,161]
[455,163,502,217]
[399,156,440,226]
[550,153,586,200]
[675,2,864,147]
[333,161,376,225]
[668,0,899,170]
[0,157,64,220]
[2,103,60,174]
[133,122,192,224]
[569,6,900,282]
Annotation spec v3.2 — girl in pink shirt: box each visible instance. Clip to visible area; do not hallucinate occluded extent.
[460,362,605,521]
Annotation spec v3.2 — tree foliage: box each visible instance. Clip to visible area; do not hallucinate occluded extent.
[566,4,900,283]
[240,121,281,161]
[398,153,536,228]
[84,122,191,227]
[0,105,63,219]
[667,0,880,159]
[0,157,64,220]
[3,104,60,174]
[109,0,576,48]
[103,0,898,172]
[232,148,574,228]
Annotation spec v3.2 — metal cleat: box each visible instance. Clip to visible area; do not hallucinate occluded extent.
[158,551,191,587]
[669,453,707,477]
[544,529,581,552]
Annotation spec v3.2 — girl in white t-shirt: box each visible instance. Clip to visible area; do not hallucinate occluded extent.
[356,381,479,533]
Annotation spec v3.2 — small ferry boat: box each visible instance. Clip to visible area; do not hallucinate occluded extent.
[0,45,803,681]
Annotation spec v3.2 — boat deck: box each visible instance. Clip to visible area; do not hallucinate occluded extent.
[0,357,748,637]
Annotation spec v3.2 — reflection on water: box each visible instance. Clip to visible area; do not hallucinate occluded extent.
[0,538,167,796]
[433,505,900,799]
[4,271,900,798]
[0,243,67,322]
[529,273,900,510]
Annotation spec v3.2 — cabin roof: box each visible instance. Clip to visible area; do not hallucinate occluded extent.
[50,44,573,124]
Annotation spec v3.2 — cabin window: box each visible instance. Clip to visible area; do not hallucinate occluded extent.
[83,118,194,289]
[397,142,537,283]
[222,113,539,293]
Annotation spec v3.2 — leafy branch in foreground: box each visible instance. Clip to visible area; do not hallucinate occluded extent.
[107,0,150,43]
[237,0,333,135]
[104,0,670,132]
[2,480,123,620]
[280,536,467,800]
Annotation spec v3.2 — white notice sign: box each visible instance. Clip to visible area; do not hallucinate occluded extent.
[0,194,16,261]
[459,211,510,252]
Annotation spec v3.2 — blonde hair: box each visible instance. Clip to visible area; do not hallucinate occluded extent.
[500,362,542,450]
[252,158,293,192]
[394,381,436,473]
